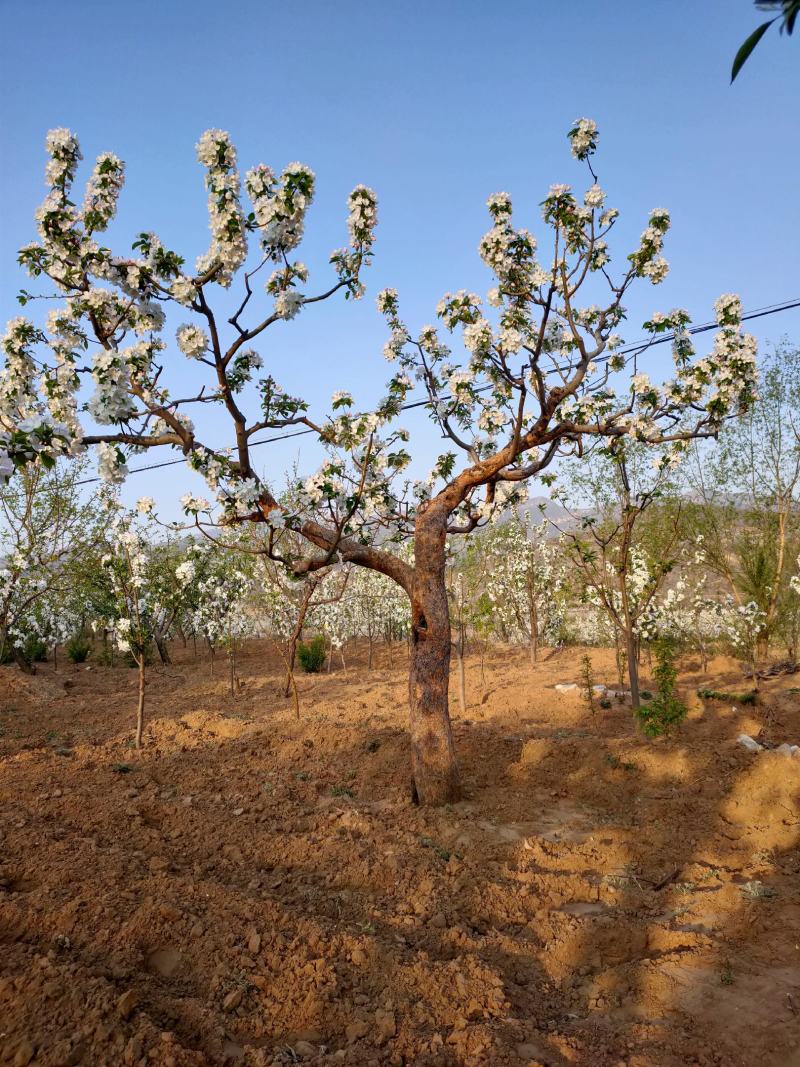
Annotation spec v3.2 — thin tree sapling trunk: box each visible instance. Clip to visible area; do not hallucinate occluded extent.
[135,655,146,749]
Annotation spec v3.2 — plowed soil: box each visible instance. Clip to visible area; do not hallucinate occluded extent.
[1,642,798,1067]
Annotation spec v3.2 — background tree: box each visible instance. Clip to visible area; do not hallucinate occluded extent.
[555,441,687,709]
[0,460,102,670]
[683,343,800,662]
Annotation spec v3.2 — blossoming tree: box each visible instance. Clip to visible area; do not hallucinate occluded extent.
[0,460,102,669]
[1,120,758,803]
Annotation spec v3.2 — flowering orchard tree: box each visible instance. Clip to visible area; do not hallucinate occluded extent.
[177,544,252,690]
[477,515,568,663]
[0,460,102,669]
[2,120,758,803]
[100,507,162,748]
[312,562,411,668]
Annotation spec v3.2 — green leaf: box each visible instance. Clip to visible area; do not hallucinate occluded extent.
[731,19,775,82]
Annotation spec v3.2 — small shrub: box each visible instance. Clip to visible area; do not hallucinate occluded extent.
[297,635,326,673]
[636,639,687,737]
[23,637,48,663]
[66,636,91,664]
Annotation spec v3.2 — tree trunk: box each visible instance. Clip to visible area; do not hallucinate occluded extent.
[284,581,315,697]
[528,582,539,666]
[455,620,467,716]
[625,626,641,710]
[408,509,460,805]
[154,631,171,665]
[135,656,145,749]
[12,644,35,675]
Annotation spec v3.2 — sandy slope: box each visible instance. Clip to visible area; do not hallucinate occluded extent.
[0,642,798,1067]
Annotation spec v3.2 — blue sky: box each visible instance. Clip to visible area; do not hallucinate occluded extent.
[1,0,798,516]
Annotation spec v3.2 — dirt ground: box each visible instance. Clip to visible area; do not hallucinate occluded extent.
[0,641,798,1067]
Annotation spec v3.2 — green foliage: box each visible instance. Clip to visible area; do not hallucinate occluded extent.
[23,636,48,662]
[66,636,91,663]
[697,687,758,705]
[636,639,687,737]
[731,2,798,82]
[297,634,326,673]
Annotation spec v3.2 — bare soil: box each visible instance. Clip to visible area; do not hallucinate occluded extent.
[1,642,798,1067]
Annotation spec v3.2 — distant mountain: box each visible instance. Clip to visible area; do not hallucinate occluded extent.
[518,495,596,531]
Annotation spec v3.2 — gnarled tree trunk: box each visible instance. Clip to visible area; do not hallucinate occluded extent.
[408,508,460,805]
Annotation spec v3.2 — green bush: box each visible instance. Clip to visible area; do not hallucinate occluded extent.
[297,635,327,673]
[636,639,687,737]
[66,636,91,664]
[23,637,48,663]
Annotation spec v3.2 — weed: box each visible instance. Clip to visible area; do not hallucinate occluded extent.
[605,753,637,771]
[720,963,735,986]
[739,880,777,899]
[697,687,757,705]
[112,763,133,773]
[419,835,452,862]
[331,784,354,798]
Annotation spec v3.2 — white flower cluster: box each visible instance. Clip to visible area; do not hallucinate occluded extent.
[82,152,125,233]
[790,556,800,595]
[568,118,598,160]
[87,348,138,424]
[195,129,247,287]
[176,323,209,359]
[246,160,315,258]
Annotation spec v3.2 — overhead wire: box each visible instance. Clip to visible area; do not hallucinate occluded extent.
[20,295,800,491]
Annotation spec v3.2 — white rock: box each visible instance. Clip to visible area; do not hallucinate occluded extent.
[737,734,762,753]
[555,683,579,693]
[774,743,799,757]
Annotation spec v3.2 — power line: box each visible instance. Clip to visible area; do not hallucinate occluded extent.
[30,294,800,491]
